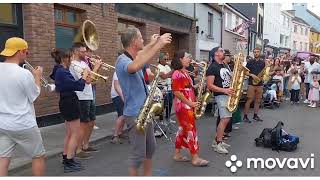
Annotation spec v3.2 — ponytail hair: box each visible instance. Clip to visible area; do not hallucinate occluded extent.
[51,48,71,64]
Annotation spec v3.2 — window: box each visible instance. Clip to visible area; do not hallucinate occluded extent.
[0,4,16,25]
[280,34,284,45]
[208,13,213,37]
[235,16,240,26]
[285,36,289,47]
[249,32,256,51]
[293,41,297,49]
[305,43,308,51]
[287,18,290,28]
[300,42,303,51]
[54,6,81,49]
[301,27,304,35]
[225,12,232,29]
[282,15,285,26]
[294,25,297,33]
[305,28,308,36]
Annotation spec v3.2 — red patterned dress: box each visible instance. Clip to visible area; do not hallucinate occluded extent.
[172,70,199,155]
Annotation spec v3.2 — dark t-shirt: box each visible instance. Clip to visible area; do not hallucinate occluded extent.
[246,58,265,86]
[206,61,232,96]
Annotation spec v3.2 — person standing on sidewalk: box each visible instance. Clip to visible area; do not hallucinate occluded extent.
[157,52,174,123]
[171,50,209,167]
[110,71,125,144]
[116,27,171,176]
[70,43,102,159]
[84,49,99,130]
[243,47,265,123]
[0,37,45,176]
[206,47,234,154]
[50,48,90,173]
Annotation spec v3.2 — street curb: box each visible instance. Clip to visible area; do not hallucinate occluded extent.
[8,133,114,174]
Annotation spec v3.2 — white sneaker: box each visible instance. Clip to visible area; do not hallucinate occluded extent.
[308,103,313,107]
[212,141,231,149]
[169,119,176,124]
[311,103,317,108]
[154,130,163,137]
[233,126,239,130]
[304,99,309,104]
[213,143,229,154]
[93,125,99,130]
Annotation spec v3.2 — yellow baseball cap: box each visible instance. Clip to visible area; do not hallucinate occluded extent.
[0,37,28,57]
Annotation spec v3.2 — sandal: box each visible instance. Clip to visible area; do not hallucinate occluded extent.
[192,158,209,167]
[173,156,190,162]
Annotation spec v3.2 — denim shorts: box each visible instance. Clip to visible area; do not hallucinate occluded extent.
[79,100,96,122]
[215,95,232,118]
[112,96,124,117]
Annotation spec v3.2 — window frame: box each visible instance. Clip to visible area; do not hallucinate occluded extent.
[0,3,17,26]
[208,12,213,38]
[54,6,81,29]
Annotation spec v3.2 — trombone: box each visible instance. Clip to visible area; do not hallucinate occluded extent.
[86,55,115,71]
[70,62,108,82]
[23,60,56,92]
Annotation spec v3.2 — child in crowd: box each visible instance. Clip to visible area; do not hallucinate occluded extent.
[290,70,301,104]
[308,75,320,108]
[273,68,284,101]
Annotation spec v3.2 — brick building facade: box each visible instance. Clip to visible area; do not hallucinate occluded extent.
[0,3,196,126]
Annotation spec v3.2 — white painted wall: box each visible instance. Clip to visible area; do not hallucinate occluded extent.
[195,4,221,60]
[280,11,293,48]
[263,3,282,47]
[156,3,194,18]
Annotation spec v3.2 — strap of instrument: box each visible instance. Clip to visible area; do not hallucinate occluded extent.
[139,71,148,96]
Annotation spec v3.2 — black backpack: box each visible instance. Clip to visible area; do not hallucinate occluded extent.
[255,121,299,152]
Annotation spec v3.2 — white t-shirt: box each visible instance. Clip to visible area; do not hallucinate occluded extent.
[157,64,172,90]
[111,72,121,98]
[304,61,320,83]
[0,63,40,131]
[69,60,93,100]
[291,75,301,90]
[273,75,284,91]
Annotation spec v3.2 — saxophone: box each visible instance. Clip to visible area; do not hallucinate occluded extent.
[136,64,164,133]
[193,61,211,119]
[252,62,271,85]
[227,53,250,113]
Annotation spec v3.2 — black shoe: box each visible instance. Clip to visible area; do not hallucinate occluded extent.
[243,116,252,123]
[253,115,263,122]
[64,159,84,173]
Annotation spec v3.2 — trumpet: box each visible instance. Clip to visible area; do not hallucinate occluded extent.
[86,55,115,71]
[23,61,56,92]
[70,62,108,82]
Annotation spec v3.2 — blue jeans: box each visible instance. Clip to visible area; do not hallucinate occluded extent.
[163,90,173,119]
[283,76,290,98]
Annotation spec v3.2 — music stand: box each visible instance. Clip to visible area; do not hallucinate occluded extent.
[153,84,177,142]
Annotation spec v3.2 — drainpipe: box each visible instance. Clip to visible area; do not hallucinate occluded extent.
[247,28,250,56]
[220,5,224,47]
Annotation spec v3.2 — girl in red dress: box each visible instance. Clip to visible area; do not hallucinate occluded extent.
[171,50,209,167]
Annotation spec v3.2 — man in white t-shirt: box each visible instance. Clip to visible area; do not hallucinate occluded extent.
[303,57,320,103]
[157,52,174,123]
[0,37,45,176]
[70,43,101,159]
[110,72,125,144]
